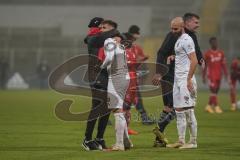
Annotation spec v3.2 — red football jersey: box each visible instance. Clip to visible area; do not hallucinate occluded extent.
[126,47,137,79]
[231,58,240,78]
[204,49,228,80]
[131,44,148,62]
[98,47,105,62]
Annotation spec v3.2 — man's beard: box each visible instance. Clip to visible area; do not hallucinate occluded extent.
[173,31,182,38]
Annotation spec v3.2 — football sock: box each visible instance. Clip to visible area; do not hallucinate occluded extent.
[209,94,217,106]
[114,112,126,145]
[158,110,175,132]
[176,110,186,143]
[230,88,236,104]
[186,109,197,143]
[209,94,214,106]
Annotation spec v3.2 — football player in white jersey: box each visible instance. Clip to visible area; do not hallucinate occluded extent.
[101,33,133,151]
[166,17,198,149]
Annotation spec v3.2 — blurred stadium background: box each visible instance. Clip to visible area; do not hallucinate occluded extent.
[0,0,239,89]
[0,1,240,160]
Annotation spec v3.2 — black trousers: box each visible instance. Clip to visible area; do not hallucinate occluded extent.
[161,75,174,108]
[84,70,111,141]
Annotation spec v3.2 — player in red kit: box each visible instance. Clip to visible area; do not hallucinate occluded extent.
[124,37,139,135]
[127,25,154,126]
[202,37,230,113]
[230,57,240,111]
[123,27,153,135]
[125,37,149,113]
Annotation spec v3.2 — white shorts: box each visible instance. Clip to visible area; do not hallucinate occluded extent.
[107,75,129,109]
[173,77,197,108]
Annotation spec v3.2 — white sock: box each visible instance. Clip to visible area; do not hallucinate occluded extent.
[114,112,126,146]
[186,109,197,143]
[176,110,186,143]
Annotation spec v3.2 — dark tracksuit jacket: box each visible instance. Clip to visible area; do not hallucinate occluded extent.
[84,29,119,117]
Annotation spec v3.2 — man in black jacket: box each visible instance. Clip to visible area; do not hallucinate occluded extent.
[152,13,204,147]
[82,18,119,151]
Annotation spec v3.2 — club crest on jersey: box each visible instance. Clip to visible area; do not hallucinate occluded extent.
[187,44,193,50]
[184,96,189,104]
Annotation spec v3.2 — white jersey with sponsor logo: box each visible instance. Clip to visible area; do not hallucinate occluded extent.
[174,33,195,80]
[101,38,130,109]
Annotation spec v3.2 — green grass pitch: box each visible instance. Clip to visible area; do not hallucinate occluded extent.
[0,90,239,160]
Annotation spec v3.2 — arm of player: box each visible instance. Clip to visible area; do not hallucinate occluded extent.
[221,53,231,85]
[222,56,228,78]
[94,29,120,48]
[135,45,149,62]
[167,55,175,65]
[184,37,197,93]
[187,52,198,94]
[190,33,205,68]
[202,53,207,84]
[101,38,115,69]
[131,45,148,69]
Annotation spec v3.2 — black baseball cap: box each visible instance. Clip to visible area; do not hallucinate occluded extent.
[88,17,104,28]
[128,25,140,34]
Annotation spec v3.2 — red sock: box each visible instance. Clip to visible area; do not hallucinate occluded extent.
[212,95,217,106]
[230,89,236,104]
[208,95,213,105]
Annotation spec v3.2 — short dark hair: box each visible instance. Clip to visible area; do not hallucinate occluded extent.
[128,25,140,34]
[121,32,135,41]
[209,36,217,43]
[183,13,200,22]
[101,20,118,29]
